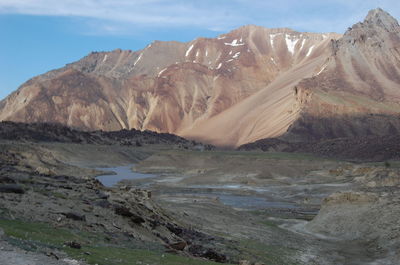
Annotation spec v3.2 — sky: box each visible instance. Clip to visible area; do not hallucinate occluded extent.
[0,0,399,100]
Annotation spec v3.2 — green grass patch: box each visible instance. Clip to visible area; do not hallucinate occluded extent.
[0,219,229,265]
[260,219,279,228]
[67,246,228,265]
[235,239,301,265]
[363,160,400,168]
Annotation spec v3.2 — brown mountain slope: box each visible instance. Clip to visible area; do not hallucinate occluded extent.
[1,9,399,147]
[0,25,338,146]
[277,8,400,143]
[186,8,400,147]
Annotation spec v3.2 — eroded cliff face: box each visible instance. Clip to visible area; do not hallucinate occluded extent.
[1,9,400,147]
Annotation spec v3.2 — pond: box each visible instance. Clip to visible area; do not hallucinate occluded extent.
[96,165,156,187]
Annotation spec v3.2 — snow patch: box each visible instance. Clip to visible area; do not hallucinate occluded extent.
[226,59,234,62]
[102,54,108,63]
[270,57,277,65]
[186,44,194,57]
[232,52,241,59]
[300,39,306,51]
[216,63,222,69]
[218,36,226,40]
[158,68,168,77]
[322,34,328,40]
[196,50,200,57]
[285,35,299,55]
[229,50,233,55]
[316,65,327,76]
[224,39,245,47]
[205,49,208,57]
[306,46,314,57]
[133,53,142,66]
[269,33,281,48]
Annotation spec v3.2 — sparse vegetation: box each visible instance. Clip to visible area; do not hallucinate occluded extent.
[0,219,231,265]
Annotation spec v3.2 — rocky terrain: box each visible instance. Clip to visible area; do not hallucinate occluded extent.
[0,121,213,150]
[0,122,400,264]
[238,133,400,161]
[305,166,400,264]
[1,7,400,265]
[127,149,400,264]
[0,140,231,264]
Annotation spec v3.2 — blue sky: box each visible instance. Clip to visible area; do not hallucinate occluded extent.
[1,0,399,100]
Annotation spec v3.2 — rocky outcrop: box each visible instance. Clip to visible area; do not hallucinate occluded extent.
[304,167,400,264]
[0,143,228,262]
[0,121,214,150]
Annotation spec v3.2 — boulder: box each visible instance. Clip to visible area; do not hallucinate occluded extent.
[64,241,82,249]
[169,241,187,251]
[64,212,86,221]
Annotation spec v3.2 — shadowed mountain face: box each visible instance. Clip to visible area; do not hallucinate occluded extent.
[0,9,399,147]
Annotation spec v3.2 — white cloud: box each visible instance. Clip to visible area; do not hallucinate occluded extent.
[0,0,399,34]
[0,0,244,31]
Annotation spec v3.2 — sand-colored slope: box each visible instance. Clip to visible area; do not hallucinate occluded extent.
[180,55,329,147]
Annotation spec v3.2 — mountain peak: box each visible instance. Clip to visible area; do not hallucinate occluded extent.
[364,8,399,32]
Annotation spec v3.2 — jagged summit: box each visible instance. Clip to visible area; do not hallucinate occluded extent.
[365,8,399,31]
[342,8,399,47]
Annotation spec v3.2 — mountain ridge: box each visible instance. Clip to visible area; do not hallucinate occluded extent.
[1,8,399,147]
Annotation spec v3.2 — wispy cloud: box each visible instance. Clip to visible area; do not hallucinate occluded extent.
[0,0,245,32]
[0,0,399,34]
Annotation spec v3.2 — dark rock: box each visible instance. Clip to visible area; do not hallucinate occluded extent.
[131,215,145,224]
[0,184,25,194]
[0,176,16,184]
[63,212,86,221]
[64,241,82,249]
[93,200,111,208]
[188,245,227,263]
[114,206,145,224]
[169,241,187,251]
[115,206,134,217]
[95,190,109,199]
[46,252,60,260]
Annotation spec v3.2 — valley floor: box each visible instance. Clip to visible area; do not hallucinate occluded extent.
[1,141,399,264]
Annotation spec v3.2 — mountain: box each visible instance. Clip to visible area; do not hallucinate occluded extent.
[1,8,399,147]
